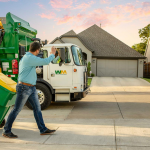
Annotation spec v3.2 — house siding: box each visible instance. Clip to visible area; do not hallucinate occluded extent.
[91,58,97,76]
[138,59,144,78]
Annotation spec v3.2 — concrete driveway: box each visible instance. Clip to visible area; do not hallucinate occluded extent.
[1,77,150,150]
[90,77,150,92]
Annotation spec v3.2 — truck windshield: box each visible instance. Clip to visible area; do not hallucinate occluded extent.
[71,46,85,66]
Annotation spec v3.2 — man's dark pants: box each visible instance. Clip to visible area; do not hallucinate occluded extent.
[3,84,47,134]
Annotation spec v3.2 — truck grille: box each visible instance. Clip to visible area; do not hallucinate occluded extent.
[83,72,88,89]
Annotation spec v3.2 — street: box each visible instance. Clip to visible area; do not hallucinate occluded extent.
[1,77,150,150]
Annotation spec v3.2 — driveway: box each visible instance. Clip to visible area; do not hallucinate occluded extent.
[1,77,150,150]
[90,77,150,92]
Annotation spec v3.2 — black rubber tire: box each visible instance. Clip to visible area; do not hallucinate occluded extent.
[26,83,52,110]
[0,119,5,128]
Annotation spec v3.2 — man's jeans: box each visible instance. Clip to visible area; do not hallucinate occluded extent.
[3,84,47,134]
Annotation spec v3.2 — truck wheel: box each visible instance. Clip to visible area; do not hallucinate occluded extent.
[26,83,52,110]
[0,119,5,128]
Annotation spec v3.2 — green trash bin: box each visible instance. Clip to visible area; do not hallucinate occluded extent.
[0,85,16,128]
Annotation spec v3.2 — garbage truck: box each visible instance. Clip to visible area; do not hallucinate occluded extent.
[0,12,37,82]
[0,12,89,110]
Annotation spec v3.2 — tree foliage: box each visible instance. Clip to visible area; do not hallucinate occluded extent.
[132,24,150,55]
[139,24,150,43]
[87,62,91,76]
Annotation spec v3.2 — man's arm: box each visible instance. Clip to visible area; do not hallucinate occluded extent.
[28,54,55,66]
[52,56,60,64]
[28,46,56,66]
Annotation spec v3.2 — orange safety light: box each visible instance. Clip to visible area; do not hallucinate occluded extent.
[74,69,77,72]
[74,87,77,89]
[18,23,21,25]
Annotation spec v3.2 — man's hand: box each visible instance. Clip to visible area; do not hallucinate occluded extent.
[50,46,56,55]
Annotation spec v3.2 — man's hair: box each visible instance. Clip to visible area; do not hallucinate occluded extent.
[29,42,40,52]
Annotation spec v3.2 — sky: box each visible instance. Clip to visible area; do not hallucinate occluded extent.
[0,0,150,47]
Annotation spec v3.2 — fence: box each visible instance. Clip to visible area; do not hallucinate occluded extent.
[143,63,150,78]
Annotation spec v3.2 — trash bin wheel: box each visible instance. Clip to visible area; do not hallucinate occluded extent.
[26,83,52,110]
[0,119,5,128]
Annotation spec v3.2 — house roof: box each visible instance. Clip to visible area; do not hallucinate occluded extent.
[51,30,94,52]
[50,24,146,59]
[62,30,77,36]
[50,37,65,44]
[78,24,146,59]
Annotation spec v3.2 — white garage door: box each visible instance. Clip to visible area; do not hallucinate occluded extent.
[97,59,137,77]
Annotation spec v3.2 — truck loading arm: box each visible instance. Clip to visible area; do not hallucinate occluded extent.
[0,19,5,45]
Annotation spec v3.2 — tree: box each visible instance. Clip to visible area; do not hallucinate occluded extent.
[139,24,150,43]
[132,24,150,55]
[132,43,146,55]
[87,62,91,76]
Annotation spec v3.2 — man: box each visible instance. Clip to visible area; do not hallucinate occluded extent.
[2,42,56,138]
[52,50,61,64]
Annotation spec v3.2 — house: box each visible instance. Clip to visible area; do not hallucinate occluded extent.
[50,24,146,77]
[144,37,150,62]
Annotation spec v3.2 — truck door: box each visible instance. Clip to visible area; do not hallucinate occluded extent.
[49,47,72,87]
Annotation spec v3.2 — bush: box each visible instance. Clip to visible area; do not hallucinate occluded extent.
[87,62,91,76]
[91,73,95,77]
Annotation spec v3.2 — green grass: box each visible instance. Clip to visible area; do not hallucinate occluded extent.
[142,78,150,83]
[88,78,92,86]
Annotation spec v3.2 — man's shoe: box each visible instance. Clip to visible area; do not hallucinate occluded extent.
[40,129,56,135]
[2,132,18,138]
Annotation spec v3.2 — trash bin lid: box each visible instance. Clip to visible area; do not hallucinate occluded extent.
[0,73,17,92]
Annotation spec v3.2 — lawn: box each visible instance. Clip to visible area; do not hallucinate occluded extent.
[142,78,150,83]
[88,78,92,86]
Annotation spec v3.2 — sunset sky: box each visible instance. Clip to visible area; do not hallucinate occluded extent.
[0,0,150,47]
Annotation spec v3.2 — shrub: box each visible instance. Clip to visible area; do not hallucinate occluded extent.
[87,62,91,76]
[91,73,95,77]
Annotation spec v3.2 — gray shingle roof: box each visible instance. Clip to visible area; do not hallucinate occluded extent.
[62,30,76,36]
[78,24,145,58]
[50,24,145,59]
[50,37,64,44]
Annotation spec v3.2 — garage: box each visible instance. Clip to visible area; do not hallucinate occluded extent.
[97,59,137,77]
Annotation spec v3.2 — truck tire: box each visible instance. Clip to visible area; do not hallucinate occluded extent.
[26,83,52,110]
[0,119,5,128]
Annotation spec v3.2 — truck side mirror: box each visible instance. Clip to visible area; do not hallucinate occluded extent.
[59,48,65,62]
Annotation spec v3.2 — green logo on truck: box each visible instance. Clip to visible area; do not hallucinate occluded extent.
[55,70,67,75]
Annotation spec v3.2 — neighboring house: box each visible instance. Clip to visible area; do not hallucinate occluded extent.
[144,37,150,62]
[50,24,146,78]
[0,17,6,24]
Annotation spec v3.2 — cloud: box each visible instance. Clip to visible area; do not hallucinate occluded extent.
[39,12,56,20]
[70,2,150,29]
[56,15,74,24]
[73,1,95,11]
[37,3,45,9]
[0,0,17,2]
[107,2,150,22]
[39,1,150,30]
[142,2,150,7]
[76,9,111,29]
[49,0,73,9]
[100,0,111,4]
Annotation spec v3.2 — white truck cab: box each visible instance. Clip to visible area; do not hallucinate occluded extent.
[26,43,89,110]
